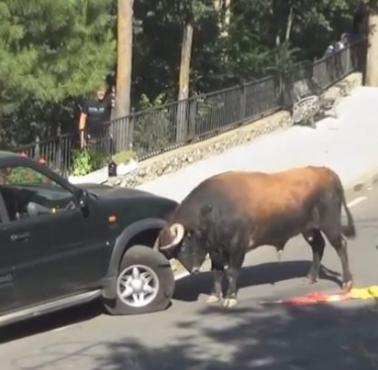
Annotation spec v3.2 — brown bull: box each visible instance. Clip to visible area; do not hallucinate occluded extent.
[158,166,356,308]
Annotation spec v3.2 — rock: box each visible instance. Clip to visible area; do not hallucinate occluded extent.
[164,165,173,174]
[137,168,147,177]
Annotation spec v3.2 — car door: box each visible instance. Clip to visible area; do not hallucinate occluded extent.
[0,190,17,313]
[0,163,110,307]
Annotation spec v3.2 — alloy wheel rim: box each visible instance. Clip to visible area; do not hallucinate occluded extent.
[117,264,159,307]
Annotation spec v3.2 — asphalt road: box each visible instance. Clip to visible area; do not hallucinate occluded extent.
[0,182,377,370]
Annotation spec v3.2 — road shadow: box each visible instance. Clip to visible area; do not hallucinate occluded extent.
[0,300,104,344]
[24,301,375,370]
[0,261,342,344]
[173,260,342,302]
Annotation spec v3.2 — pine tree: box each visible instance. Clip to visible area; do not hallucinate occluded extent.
[0,0,116,144]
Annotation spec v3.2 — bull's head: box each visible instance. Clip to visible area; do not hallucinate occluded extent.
[158,223,207,274]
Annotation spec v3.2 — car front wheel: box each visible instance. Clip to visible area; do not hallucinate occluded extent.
[104,245,175,315]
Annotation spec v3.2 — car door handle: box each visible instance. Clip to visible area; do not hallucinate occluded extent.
[10,232,31,242]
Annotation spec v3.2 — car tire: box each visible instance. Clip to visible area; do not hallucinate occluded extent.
[104,245,175,315]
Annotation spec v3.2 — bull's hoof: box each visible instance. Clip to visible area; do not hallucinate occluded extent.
[342,280,353,292]
[306,274,318,284]
[223,298,238,308]
[206,294,222,304]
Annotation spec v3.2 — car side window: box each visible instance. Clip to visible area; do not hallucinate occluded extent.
[0,166,77,221]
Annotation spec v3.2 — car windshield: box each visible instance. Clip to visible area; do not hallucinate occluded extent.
[0,166,56,187]
[0,165,77,221]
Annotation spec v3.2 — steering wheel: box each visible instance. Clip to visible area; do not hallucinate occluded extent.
[63,200,77,211]
[26,201,51,217]
[26,199,76,216]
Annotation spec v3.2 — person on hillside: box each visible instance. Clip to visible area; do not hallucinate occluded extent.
[79,85,112,149]
[323,43,336,57]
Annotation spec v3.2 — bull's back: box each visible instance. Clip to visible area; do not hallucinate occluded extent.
[207,167,338,247]
[176,166,340,237]
[204,166,338,222]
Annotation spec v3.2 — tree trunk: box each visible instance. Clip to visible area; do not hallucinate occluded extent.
[176,21,194,143]
[114,0,133,151]
[221,0,231,38]
[366,0,378,86]
[213,0,222,32]
[285,5,294,42]
[116,0,133,119]
[213,0,232,38]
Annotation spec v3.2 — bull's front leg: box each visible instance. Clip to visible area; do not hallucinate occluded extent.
[206,253,224,304]
[223,267,240,308]
[223,250,245,308]
[207,270,224,304]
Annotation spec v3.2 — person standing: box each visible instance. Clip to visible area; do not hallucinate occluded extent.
[79,85,112,149]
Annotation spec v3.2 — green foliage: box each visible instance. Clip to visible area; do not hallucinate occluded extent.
[133,93,171,157]
[0,0,116,144]
[0,0,362,151]
[112,149,137,165]
[282,0,360,59]
[7,166,45,185]
[139,93,166,111]
[70,148,108,176]
[133,0,361,98]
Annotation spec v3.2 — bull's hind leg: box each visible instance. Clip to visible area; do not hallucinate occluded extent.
[323,230,353,291]
[302,229,325,283]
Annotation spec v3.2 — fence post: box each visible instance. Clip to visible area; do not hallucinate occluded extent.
[56,124,63,173]
[346,44,351,74]
[188,97,197,141]
[110,119,117,153]
[127,108,135,150]
[278,70,290,110]
[106,122,113,160]
[176,99,188,144]
[35,135,40,159]
[240,82,247,120]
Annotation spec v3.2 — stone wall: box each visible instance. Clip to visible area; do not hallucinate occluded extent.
[110,72,362,188]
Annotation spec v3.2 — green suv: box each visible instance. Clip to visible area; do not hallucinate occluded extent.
[0,151,177,327]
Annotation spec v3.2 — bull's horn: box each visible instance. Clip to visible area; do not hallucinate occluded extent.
[159,223,185,250]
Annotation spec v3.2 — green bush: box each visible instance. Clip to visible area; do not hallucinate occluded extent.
[133,94,171,156]
[7,167,45,185]
[112,149,137,165]
[70,148,108,176]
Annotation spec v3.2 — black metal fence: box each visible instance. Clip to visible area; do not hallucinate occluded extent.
[16,40,364,176]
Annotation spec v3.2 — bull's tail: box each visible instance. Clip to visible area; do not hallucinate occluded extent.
[342,198,356,238]
[340,185,356,238]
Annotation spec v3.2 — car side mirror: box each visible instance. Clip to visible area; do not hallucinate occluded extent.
[76,190,90,215]
[79,190,89,206]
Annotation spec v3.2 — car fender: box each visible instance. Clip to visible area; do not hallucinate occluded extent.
[102,217,168,299]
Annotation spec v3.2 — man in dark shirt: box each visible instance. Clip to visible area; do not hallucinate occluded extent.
[79,86,111,148]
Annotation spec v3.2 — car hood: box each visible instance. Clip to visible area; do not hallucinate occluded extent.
[78,183,159,200]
